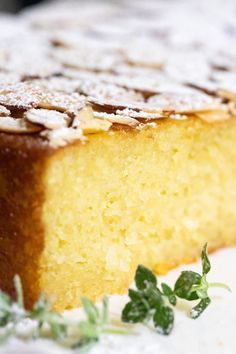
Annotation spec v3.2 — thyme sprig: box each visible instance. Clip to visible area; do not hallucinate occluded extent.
[122,244,231,334]
[0,277,131,350]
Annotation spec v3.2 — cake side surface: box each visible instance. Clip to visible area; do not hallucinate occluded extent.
[0,134,52,307]
[39,118,236,310]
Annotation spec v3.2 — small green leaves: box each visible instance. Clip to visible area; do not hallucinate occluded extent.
[0,276,26,328]
[13,275,24,309]
[201,243,211,275]
[81,297,99,325]
[191,274,209,299]
[0,291,14,327]
[122,244,231,334]
[135,265,157,290]
[102,297,109,325]
[190,297,211,319]
[161,283,177,306]
[0,280,129,350]
[174,271,201,300]
[153,305,174,335]
[122,265,175,335]
[31,293,67,339]
[122,300,148,323]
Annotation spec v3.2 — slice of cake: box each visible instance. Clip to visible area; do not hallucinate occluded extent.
[0,0,236,311]
[0,81,235,311]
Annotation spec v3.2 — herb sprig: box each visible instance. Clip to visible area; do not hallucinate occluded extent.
[0,277,130,350]
[122,244,231,334]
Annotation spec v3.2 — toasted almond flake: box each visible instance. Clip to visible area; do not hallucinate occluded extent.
[217,89,236,102]
[148,92,223,113]
[77,78,144,103]
[93,111,139,126]
[0,104,10,116]
[123,43,166,69]
[73,106,112,133]
[0,117,41,133]
[53,47,120,73]
[41,127,86,148]
[38,91,85,114]
[25,108,70,129]
[89,97,159,114]
[116,108,162,120]
[0,83,42,110]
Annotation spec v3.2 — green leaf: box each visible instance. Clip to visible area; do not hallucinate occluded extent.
[153,306,174,335]
[81,298,99,325]
[135,265,157,290]
[128,289,143,302]
[13,275,24,309]
[30,293,67,339]
[0,286,26,327]
[161,283,172,296]
[48,313,67,339]
[201,244,211,275]
[174,271,201,300]
[145,287,163,309]
[161,283,177,306]
[78,321,99,341]
[190,297,211,319]
[168,295,177,306]
[31,293,49,316]
[0,291,12,327]
[102,297,109,325]
[191,274,209,299]
[0,291,12,311]
[121,301,148,323]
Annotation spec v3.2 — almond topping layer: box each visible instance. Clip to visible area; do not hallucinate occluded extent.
[0,0,235,147]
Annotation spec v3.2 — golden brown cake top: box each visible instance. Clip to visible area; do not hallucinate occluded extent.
[0,0,236,147]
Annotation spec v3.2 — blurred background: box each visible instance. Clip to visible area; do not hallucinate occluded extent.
[0,0,44,12]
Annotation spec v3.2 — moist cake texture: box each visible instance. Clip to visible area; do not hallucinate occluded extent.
[0,0,236,310]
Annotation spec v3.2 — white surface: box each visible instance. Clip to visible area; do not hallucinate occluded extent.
[0,246,236,354]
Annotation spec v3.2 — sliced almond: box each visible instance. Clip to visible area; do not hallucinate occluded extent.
[0,83,42,110]
[217,89,236,102]
[0,117,41,133]
[73,106,112,134]
[38,91,85,114]
[25,108,70,130]
[41,127,86,148]
[116,108,162,120]
[147,92,224,114]
[93,111,139,127]
[89,97,159,114]
[123,43,165,69]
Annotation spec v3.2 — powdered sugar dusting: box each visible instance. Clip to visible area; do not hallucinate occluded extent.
[0,0,235,147]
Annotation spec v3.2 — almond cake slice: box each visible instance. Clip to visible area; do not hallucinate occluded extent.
[0,0,236,310]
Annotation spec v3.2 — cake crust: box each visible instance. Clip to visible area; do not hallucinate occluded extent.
[0,133,51,306]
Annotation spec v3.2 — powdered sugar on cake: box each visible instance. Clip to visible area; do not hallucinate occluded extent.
[0,0,235,147]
